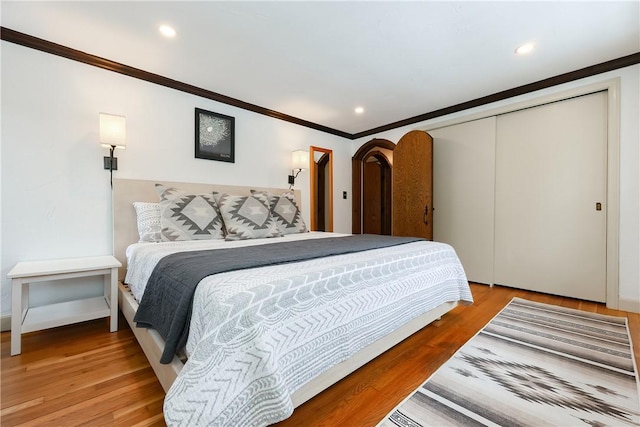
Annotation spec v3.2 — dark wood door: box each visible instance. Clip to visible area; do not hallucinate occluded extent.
[316,153,329,231]
[362,156,392,235]
[363,160,382,234]
[392,130,433,239]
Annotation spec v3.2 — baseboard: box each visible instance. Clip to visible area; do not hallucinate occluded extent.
[1,314,11,332]
[618,297,640,314]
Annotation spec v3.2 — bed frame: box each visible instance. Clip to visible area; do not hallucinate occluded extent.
[113,178,458,406]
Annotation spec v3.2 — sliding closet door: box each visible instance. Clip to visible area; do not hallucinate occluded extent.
[431,117,496,284]
[494,92,607,302]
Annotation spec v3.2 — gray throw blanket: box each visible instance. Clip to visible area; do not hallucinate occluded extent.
[133,234,422,363]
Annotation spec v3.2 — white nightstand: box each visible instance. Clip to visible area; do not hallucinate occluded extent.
[8,255,122,356]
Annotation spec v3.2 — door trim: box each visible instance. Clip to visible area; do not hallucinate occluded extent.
[310,146,333,232]
[421,78,620,309]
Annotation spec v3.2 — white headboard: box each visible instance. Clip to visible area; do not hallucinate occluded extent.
[112,178,301,280]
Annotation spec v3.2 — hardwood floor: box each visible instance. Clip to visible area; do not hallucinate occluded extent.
[2,283,638,426]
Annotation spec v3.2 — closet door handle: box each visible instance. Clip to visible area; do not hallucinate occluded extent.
[423,205,429,225]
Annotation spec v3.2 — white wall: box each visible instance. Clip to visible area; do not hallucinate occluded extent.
[0,42,353,316]
[3,41,638,317]
[353,64,640,312]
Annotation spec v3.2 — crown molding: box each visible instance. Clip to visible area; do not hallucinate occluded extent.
[351,51,640,139]
[2,26,638,141]
[0,27,351,139]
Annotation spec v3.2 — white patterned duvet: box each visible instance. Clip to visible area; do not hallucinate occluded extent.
[125,233,472,427]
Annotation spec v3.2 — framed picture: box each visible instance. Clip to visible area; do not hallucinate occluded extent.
[195,108,235,163]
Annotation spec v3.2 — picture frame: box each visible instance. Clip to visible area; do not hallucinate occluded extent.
[195,108,235,163]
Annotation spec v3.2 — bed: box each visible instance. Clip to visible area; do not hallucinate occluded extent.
[113,178,473,426]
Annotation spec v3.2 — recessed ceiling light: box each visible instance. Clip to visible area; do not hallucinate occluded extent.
[159,25,176,38]
[355,107,365,114]
[515,43,534,55]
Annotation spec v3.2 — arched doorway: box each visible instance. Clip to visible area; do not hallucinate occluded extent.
[352,138,394,234]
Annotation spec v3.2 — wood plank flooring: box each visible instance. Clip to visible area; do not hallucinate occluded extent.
[2,283,638,426]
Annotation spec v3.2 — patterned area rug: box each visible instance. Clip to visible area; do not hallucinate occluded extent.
[378,297,640,426]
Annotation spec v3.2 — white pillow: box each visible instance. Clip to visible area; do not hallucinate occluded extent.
[132,202,161,243]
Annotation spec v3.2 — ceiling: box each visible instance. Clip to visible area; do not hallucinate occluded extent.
[2,1,639,137]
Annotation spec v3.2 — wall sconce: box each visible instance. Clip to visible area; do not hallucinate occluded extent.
[288,149,309,188]
[99,113,126,187]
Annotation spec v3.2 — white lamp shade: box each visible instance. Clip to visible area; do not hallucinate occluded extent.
[291,150,309,170]
[99,113,126,149]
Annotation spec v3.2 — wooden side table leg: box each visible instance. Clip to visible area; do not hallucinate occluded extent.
[11,278,23,355]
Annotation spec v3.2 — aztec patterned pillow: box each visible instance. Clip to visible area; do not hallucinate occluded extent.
[252,190,308,235]
[155,184,225,241]
[132,202,161,243]
[216,192,283,241]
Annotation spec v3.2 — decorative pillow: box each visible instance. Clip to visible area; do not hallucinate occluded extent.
[155,184,225,241]
[216,192,283,241]
[252,190,308,234]
[132,202,161,243]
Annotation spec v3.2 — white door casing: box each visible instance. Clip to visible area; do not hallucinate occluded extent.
[424,79,619,308]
